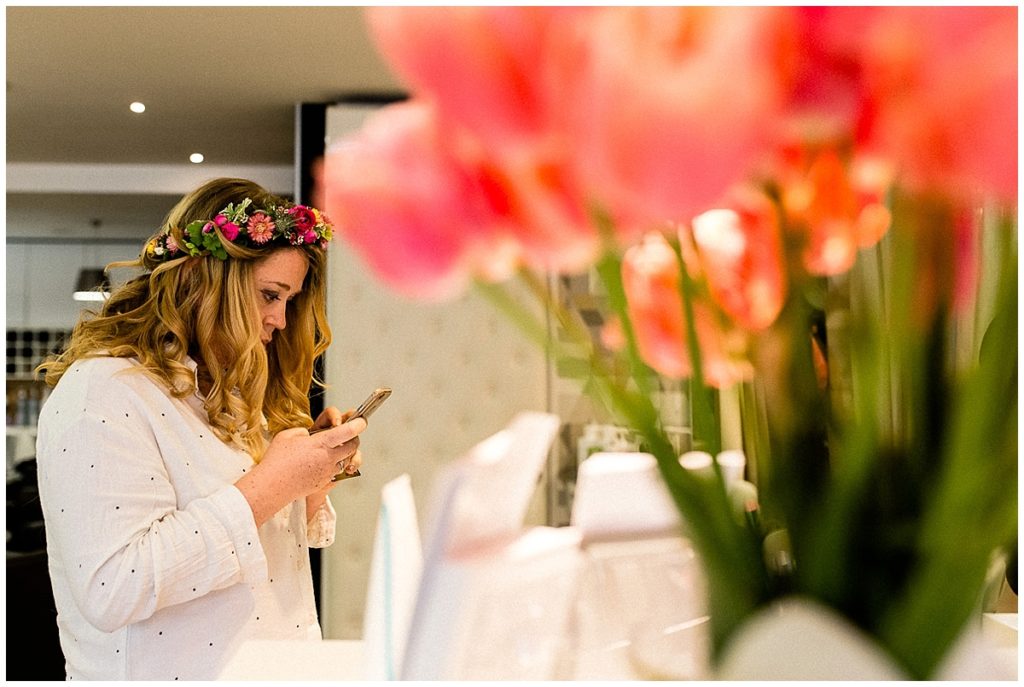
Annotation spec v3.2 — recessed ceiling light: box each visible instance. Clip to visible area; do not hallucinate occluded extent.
[129,101,146,114]
[72,291,110,302]
[189,153,205,164]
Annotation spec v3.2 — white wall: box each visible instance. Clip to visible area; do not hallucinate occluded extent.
[317,103,551,639]
[319,243,550,639]
[6,241,144,330]
[6,191,172,329]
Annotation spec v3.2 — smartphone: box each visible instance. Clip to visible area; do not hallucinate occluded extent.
[313,387,392,482]
[310,387,393,435]
[350,387,392,422]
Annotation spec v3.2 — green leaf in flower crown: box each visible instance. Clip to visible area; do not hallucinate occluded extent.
[185,220,202,245]
[183,220,205,256]
[230,198,252,224]
[199,230,226,260]
[274,207,295,233]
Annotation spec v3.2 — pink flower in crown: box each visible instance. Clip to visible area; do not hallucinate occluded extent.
[246,212,276,244]
[289,206,317,231]
[211,213,240,241]
[302,229,318,244]
[220,221,240,242]
[165,233,180,253]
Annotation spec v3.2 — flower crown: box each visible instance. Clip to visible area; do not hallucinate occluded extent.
[146,198,334,262]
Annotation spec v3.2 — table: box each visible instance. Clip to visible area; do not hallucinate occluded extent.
[217,639,365,681]
[217,614,1017,680]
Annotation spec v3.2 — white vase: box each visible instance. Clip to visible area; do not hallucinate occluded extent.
[716,597,1017,681]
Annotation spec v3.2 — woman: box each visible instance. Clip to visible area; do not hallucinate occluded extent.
[35,178,365,680]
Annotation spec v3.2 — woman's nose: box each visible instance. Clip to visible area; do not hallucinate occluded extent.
[265,303,287,331]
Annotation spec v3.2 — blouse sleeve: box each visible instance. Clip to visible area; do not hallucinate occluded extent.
[306,494,337,548]
[36,383,268,634]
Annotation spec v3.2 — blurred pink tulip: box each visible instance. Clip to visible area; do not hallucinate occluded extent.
[365,5,641,267]
[777,144,892,276]
[621,231,752,387]
[568,6,799,223]
[688,189,787,331]
[320,98,609,297]
[481,147,602,274]
[319,100,518,300]
[780,7,879,142]
[798,6,1017,201]
[366,6,586,147]
[864,7,1016,200]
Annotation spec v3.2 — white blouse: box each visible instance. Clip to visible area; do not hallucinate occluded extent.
[35,356,336,681]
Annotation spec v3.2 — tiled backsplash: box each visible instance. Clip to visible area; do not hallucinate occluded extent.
[7,328,71,377]
[7,328,69,431]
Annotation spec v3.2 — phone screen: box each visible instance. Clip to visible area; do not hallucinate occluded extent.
[309,387,392,438]
[351,387,392,421]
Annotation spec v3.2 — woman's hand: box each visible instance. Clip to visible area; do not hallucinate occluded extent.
[235,417,366,527]
[305,446,363,521]
[305,406,361,520]
[310,405,346,433]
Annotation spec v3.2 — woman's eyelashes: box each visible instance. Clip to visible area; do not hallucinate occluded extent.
[262,289,299,304]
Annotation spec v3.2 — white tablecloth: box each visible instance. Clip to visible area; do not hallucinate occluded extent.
[218,639,365,681]
[217,614,1017,680]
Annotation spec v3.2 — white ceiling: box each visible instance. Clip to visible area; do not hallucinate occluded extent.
[6,6,402,166]
[6,6,404,238]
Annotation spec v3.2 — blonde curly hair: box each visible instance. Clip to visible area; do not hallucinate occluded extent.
[37,178,332,461]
